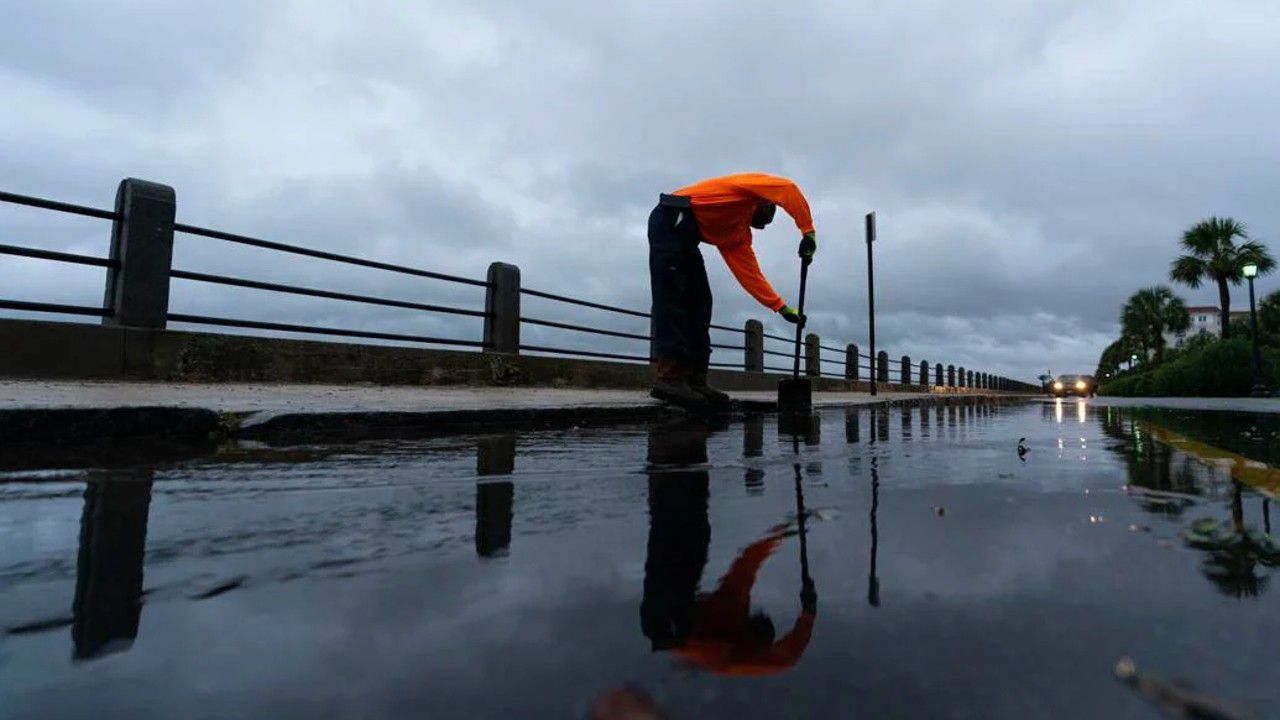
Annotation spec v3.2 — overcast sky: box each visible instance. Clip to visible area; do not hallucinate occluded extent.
[3,0,1279,381]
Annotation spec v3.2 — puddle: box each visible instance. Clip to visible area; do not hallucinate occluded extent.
[1,400,1276,718]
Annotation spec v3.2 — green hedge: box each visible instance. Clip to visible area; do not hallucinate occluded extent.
[1098,339,1278,397]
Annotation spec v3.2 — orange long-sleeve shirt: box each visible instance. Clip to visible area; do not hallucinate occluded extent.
[672,532,816,676]
[673,173,815,312]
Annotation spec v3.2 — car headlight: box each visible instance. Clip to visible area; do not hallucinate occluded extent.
[1075,380,1086,391]
[1053,381,1064,390]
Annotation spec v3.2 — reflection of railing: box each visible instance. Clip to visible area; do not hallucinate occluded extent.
[0,181,1037,390]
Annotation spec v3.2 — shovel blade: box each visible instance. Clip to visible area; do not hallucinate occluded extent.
[778,378,812,413]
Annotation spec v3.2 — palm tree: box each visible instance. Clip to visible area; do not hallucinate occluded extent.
[1169,217,1275,338]
[1121,286,1191,365]
[1095,335,1137,377]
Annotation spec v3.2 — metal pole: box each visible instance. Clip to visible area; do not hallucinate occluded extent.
[1249,275,1267,396]
[866,212,877,396]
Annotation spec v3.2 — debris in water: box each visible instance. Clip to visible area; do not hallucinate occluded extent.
[1114,655,1253,719]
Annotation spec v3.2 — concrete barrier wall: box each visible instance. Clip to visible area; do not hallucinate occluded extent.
[0,318,1018,394]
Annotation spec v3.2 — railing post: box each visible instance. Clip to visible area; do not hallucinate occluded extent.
[744,319,763,372]
[876,351,889,383]
[484,262,521,354]
[968,370,974,388]
[805,333,820,377]
[947,364,956,387]
[901,355,911,385]
[846,344,859,381]
[935,362,943,387]
[920,359,929,387]
[958,366,966,388]
[103,178,176,328]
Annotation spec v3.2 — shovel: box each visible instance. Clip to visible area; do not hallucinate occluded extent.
[778,254,812,413]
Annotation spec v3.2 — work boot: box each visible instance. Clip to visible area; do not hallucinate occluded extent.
[688,368,732,409]
[651,358,707,409]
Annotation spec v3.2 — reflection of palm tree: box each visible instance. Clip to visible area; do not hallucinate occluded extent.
[1184,483,1280,599]
[1097,410,1198,517]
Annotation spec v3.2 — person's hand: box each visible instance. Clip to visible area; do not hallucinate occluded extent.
[798,231,817,260]
[779,305,806,327]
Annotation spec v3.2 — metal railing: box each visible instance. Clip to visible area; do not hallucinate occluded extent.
[0,179,1038,391]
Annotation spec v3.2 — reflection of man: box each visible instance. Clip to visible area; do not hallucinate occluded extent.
[673,523,816,676]
[641,421,816,676]
[641,422,713,650]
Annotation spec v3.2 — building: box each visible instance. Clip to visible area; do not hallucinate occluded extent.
[1163,306,1251,349]
[1170,305,1222,348]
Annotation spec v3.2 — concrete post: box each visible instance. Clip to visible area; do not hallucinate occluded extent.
[805,333,820,377]
[744,319,764,371]
[935,362,943,387]
[920,360,929,387]
[900,355,911,385]
[484,262,521,354]
[958,366,966,388]
[877,351,889,383]
[968,370,974,388]
[947,364,956,387]
[103,178,176,328]
[845,344,859,381]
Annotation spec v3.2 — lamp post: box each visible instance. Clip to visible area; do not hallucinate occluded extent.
[1244,262,1267,397]
[1130,353,1138,372]
[866,212,877,397]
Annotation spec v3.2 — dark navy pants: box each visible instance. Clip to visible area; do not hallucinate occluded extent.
[648,198,712,369]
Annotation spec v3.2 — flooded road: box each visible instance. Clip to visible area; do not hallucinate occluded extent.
[2,400,1277,719]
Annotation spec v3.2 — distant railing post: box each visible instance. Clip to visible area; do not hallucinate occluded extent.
[876,351,889,383]
[958,366,966,388]
[484,262,521,353]
[968,370,975,388]
[103,178,176,328]
[935,362,943,387]
[920,360,929,387]
[846,344,859,381]
[900,355,911,385]
[744,319,764,371]
[947,364,956,387]
[805,333,820,377]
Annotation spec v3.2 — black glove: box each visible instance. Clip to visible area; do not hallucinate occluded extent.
[801,577,817,613]
[779,305,806,327]
[798,231,817,260]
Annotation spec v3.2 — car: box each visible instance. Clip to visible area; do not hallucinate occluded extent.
[1050,374,1096,398]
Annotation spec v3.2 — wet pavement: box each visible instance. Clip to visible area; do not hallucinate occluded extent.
[1,399,1277,719]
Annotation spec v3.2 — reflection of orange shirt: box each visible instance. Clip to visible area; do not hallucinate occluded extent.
[674,173,815,312]
[673,533,816,676]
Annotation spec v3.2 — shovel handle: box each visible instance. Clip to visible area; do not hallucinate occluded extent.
[792,257,811,379]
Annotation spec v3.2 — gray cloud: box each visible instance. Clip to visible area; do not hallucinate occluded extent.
[3,0,1279,379]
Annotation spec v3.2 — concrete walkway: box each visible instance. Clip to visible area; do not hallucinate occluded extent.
[0,380,1018,445]
[0,379,941,414]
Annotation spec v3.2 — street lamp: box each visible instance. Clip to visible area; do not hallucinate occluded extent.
[1243,262,1268,397]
